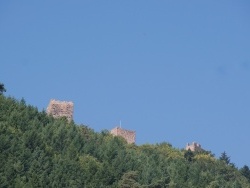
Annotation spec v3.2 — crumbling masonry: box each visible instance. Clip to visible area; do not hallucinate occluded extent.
[47,99,74,121]
[110,126,136,144]
[46,99,205,148]
[186,142,203,152]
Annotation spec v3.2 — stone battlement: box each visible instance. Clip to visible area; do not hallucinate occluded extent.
[46,99,204,148]
[110,126,136,144]
[47,99,74,121]
[186,142,203,152]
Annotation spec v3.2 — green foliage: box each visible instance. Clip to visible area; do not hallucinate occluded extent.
[184,149,194,162]
[240,165,250,182]
[0,95,250,187]
[118,171,142,188]
[0,83,6,95]
[219,151,231,165]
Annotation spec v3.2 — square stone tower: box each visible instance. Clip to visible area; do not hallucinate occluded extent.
[110,126,136,144]
[47,99,74,121]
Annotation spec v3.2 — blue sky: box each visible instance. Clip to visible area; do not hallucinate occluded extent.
[1,1,250,167]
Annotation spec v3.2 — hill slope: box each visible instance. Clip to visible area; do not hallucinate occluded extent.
[0,95,249,187]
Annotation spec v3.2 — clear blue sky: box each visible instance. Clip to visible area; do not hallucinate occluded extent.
[1,1,250,167]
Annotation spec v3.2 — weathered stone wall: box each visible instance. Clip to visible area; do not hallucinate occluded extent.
[47,99,74,121]
[110,127,136,144]
[186,142,203,152]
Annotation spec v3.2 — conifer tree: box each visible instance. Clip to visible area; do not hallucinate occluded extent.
[0,82,6,95]
[240,165,250,182]
[219,151,230,165]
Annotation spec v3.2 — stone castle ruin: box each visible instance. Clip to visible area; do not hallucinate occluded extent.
[47,99,74,121]
[46,99,204,147]
[110,126,136,144]
[186,142,203,152]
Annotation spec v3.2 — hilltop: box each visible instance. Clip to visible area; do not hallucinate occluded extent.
[0,94,250,187]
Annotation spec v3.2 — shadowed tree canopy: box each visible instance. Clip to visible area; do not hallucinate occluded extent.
[118,171,142,188]
[240,165,250,182]
[0,83,6,95]
[184,149,194,162]
[219,151,230,165]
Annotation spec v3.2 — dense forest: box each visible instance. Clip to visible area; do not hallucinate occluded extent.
[0,91,250,187]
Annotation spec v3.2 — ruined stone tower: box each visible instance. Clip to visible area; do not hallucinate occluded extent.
[110,126,136,144]
[185,142,203,152]
[47,99,74,121]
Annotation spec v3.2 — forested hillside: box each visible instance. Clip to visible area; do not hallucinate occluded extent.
[0,95,250,187]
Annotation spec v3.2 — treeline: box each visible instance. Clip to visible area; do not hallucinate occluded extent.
[0,94,250,187]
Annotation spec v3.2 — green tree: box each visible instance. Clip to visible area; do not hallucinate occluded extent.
[219,151,230,165]
[184,149,194,162]
[232,180,242,188]
[240,165,250,182]
[1,95,250,187]
[0,83,6,95]
[118,171,142,188]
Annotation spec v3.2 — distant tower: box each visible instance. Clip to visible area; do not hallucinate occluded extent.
[47,99,74,121]
[110,126,136,144]
[185,142,203,152]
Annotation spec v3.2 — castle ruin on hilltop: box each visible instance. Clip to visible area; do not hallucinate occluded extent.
[110,126,136,144]
[46,99,74,121]
[186,142,203,152]
[46,99,205,148]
